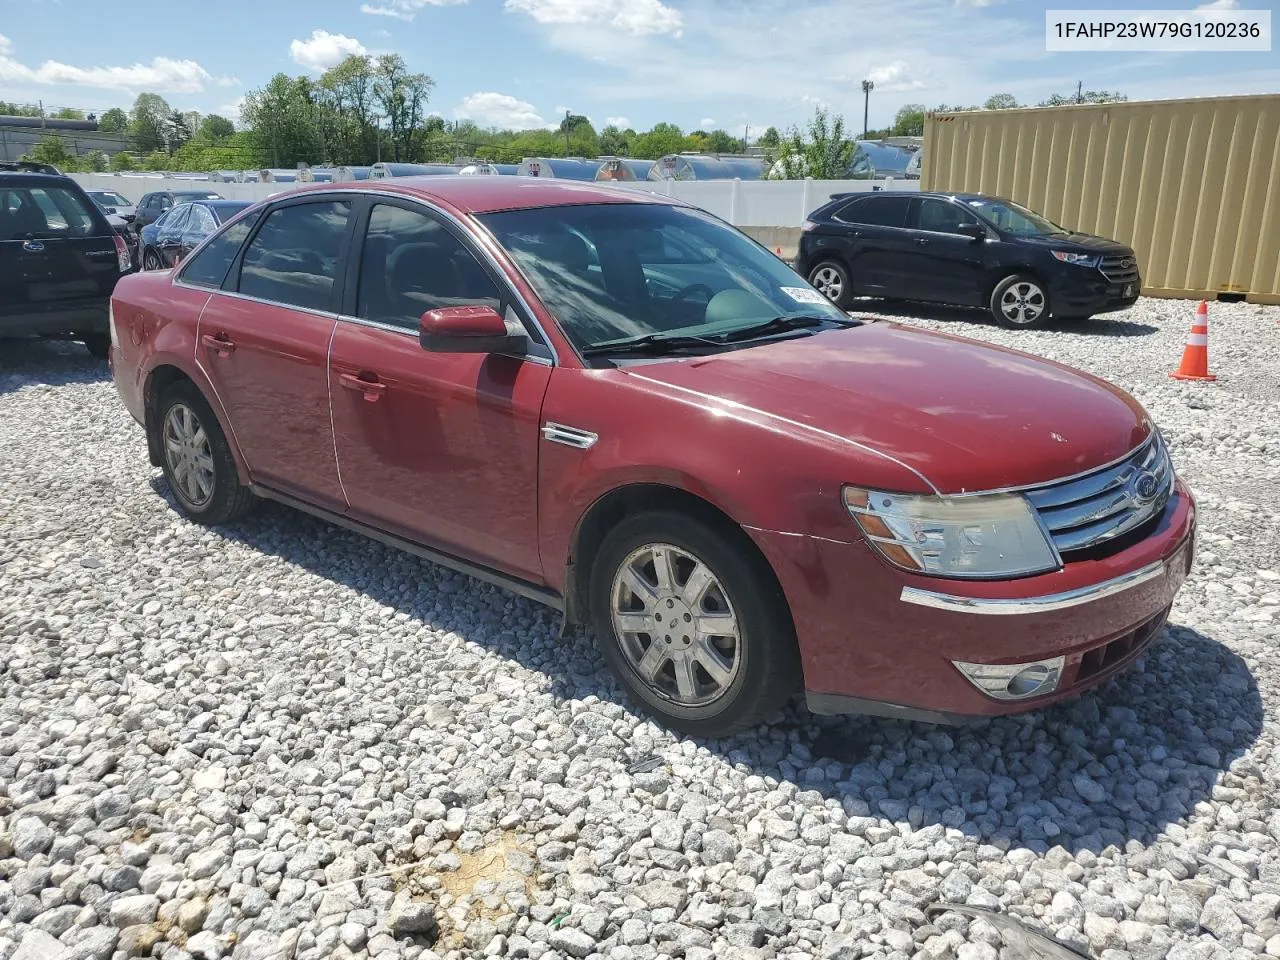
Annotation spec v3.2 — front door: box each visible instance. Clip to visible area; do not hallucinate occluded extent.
[329,199,553,582]
[904,197,989,306]
[196,196,354,510]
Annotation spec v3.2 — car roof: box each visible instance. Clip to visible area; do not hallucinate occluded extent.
[0,171,77,188]
[281,176,677,215]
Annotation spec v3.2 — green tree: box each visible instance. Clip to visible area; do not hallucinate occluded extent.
[99,107,129,133]
[82,150,109,172]
[633,122,685,160]
[53,107,86,120]
[129,93,172,153]
[110,152,136,171]
[891,104,926,137]
[21,136,73,169]
[598,124,633,156]
[0,102,42,117]
[166,110,193,152]
[374,54,434,162]
[321,55,380,163]
[704,129,740,154]
[143,150,171,171]
[1039,89,1128,106]
[242,73,320,167]
[757,126,781,150]
[772,107,856,180]
[984,93,1020,110]
[198,114,235,141]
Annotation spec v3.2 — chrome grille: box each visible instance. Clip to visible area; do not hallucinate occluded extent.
[1025,435,1173,555]
[1099,254,1140,284]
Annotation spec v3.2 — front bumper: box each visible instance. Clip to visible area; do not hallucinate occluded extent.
[1049,271,1141,317]
[751,480,1196,723]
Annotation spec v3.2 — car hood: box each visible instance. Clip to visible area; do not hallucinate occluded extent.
[1018,231,1132,254]
[626,322,1152,494]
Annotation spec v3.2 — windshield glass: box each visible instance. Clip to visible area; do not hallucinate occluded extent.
[93,192,130,206]
[178,192,222,201]
[479,203,848,352]
[964,198,1066,236]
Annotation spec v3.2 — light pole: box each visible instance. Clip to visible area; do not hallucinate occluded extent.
[861,80,874,138]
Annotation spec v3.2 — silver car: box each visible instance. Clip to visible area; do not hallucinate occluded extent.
[85,189,137,223]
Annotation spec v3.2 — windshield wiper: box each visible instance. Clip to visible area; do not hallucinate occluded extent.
[580,332,724,358]
[714,313,861,342]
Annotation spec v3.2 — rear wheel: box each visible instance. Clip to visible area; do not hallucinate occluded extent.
[142,249,163,271]
[155,381,256,525]
[588,510,800,737]
[808,260,853,309]
[991,274,1050,328]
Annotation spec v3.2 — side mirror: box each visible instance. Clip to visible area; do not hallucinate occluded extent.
[956,222,987,241]
[419,305,527,355]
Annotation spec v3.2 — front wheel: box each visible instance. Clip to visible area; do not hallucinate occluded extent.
[142,248,163,271]
[808,261,853,309]
[991,274,1051,328]
[588,510,800,737]
[155,381,256,525]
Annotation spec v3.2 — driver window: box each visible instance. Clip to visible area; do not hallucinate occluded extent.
[917,198,979,235]
[357,203,502,331]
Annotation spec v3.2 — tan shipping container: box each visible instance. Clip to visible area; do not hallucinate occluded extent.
[922,95,1280,305]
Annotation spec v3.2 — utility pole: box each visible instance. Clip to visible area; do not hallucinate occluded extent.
[861,80,874,138]
[1076,80,1084,104]
[563,109,571,154]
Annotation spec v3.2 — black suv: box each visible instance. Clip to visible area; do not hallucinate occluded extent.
[798,191,1141,328]
[133,189,224,236]
[0,164,132,358]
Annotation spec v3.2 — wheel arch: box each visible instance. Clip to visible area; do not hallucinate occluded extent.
[562,482,793,632]
[143,362,249,483]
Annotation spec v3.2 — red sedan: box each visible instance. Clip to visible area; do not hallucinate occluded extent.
[107,178,1195,737]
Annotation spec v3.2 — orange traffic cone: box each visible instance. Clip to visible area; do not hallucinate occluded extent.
[1170,301,1216,382]
[776,246,783,257]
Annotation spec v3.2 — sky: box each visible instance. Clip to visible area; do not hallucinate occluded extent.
[0,0,1277,138]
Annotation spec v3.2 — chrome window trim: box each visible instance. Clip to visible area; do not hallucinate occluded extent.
[178,283,340,322]
[900,558,1167,615]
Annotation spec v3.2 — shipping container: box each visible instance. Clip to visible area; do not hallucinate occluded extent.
[922,94,1280,304]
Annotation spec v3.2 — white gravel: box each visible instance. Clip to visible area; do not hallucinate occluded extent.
[1,296,1279,960]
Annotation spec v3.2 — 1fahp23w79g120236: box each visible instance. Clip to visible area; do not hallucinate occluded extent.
[108,177,1195,737]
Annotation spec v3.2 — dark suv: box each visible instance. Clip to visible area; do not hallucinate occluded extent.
[798,191,1141,328]
[1,167,133,358]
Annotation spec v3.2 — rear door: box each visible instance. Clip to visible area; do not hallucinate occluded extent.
[0,180,119,322]
[836,195,916,296]
[196,196,353,510]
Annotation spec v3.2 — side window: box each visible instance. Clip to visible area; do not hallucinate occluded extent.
[916,198,979,234]
[179,211,261,289]
[833,199,867,224]
[189,207,217,234]
[237,200,351,311]
[357,203,501,329]
[843,196,911,228]
[164,207,192,235]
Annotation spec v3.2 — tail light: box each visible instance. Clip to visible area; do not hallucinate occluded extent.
[113,234,132,273]
[109,301,119,350]
[801,219,819,233]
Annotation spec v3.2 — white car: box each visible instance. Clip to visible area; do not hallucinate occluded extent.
[85,189,137,223]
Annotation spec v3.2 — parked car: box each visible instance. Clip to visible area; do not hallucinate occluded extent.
[86,189,137,223]
[138,200,253,271]
[108,179,1194,736]
[799,191,1142,328]
[132,189,224,236]
[103,210,139,270]
[1,168,133,358]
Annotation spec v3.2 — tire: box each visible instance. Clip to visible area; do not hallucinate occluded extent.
[588,509,801,738]
[82,333,110,359]
[807,260,853,309]
[154,381,256,525]
[990,274,1051,328]
[142,248,163,271]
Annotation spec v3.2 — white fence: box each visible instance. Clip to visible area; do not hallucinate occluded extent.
[69,173,917,230]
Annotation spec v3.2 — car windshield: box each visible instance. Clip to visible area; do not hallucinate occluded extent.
[93,192,130,206]
[964,198,1067,236]
[479,202,849,353]
[179,192,222,201]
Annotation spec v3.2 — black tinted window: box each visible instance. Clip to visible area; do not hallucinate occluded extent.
[0,186,98,240]
[179,211,261,289]
[238,201,351,311]
[916,198,979,233]
[839,196,911,228]
[358,203,500,329]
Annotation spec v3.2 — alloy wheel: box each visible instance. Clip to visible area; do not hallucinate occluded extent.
[143,251,162,271]
[163,403,216,507]
[999,281,1046,324]
[811,265,844,302]
[610,543,742,707]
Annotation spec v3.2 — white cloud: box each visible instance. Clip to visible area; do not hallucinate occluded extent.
[605,115,630,128]
[0,34,229,93]
[700,117,715,128]
[289,30,367,72]
[456,91,548,130]
[505,0,683,37]
[361,0,467,19]
[954,0,996,6]
[1196,0,1238,8]
[864,59,928,92]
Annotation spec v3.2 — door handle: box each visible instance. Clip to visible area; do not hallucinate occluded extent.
[200,333,235,357]
[915,238,930,246]
[338,372,386,402]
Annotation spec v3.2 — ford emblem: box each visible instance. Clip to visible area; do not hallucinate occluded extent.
[1121,257,1133,269]
[1132,470,1160,503]
[22,240,45,253]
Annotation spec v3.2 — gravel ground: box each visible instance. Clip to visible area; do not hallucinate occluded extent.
[1,296,1279,960]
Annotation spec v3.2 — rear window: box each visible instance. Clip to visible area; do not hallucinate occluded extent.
[0,185,100,241]
[837,195,912,228]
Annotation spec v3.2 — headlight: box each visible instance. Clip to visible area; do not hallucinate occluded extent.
[843,487,1060,579]
[1051,251,1100,267]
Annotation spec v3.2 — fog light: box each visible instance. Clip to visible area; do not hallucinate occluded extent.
[952,656,1065,701]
